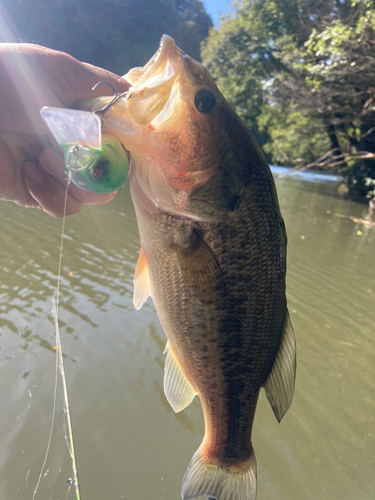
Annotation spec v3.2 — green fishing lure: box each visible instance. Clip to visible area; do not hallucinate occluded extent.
[40,107,129,193]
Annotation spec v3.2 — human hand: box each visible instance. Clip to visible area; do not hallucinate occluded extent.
[0,43,129,217]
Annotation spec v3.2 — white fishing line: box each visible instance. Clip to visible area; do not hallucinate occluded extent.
[32,176,81,500]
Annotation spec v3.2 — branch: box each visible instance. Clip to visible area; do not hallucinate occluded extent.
[279,148,375,178]
[360,126,375,139]
[306,150,375,170]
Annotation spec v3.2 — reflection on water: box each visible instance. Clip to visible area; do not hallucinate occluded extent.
[271,164,344,183]
[0,176,374,500]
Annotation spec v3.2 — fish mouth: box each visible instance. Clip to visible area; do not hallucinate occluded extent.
[125,35,183,94]
[120,36,229,220]
[121,35,185,128]
[139,35,183,83]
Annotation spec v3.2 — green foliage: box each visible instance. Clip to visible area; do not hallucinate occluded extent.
[258,106,331,166]
[202,0,375,197]
[1,0,212,74]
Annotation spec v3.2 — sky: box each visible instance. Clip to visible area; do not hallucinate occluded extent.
[203,0,231,26]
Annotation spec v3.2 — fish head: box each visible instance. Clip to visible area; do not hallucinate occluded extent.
[104,35,249,220]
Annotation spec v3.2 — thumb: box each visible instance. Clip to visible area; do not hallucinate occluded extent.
[58,55,130,105]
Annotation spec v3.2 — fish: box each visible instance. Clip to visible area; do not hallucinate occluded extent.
[90,35,296,500]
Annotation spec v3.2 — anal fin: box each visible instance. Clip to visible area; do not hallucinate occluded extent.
[133,247,151,310]
[263,309,296,422]
[164,342,197,413]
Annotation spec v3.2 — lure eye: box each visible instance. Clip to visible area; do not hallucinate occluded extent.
[92,164,104,179]
[194,88,217,114]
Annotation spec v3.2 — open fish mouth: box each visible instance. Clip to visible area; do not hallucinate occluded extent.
[121,36,185,128]
[124,35,183,94]
[139,35,183,82]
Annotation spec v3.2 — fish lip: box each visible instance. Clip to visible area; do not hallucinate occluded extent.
[128,35,183,90]
[152,34,184,71]
[154,35,175,65]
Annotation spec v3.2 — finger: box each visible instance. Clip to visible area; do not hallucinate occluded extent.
[38,147,117,205]
[0,136,40,207]
[18,194,41,209]
[22,161,83,218]
[56,53,130,105]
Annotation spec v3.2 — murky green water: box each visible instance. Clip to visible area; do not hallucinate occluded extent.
[0,171,374,500]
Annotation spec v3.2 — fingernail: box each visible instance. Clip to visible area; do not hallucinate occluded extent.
[22,162,43,183]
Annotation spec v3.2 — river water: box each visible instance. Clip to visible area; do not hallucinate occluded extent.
[0,169,373,500]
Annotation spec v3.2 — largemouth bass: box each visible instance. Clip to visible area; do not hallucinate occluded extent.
[91,35,296,500]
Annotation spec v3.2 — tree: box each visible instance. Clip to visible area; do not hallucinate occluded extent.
[1,0,212,74]
[202,0,375,197]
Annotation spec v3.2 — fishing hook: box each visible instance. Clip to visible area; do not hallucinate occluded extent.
[92,81,128,117]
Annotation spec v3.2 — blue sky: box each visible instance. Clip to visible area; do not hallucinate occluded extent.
[202,0,231,25]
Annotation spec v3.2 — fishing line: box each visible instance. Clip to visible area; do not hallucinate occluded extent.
[33,169,81,500]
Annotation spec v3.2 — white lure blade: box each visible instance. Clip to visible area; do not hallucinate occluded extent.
[40,107,102,152]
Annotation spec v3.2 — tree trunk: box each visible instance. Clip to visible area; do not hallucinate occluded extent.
[325,123,344,159]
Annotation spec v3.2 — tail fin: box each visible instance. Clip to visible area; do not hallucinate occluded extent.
[181,445,257,500]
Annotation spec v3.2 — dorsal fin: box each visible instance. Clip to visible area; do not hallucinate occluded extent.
[164,342,197,413]
[133,247,151,310]
[263,309,296,422]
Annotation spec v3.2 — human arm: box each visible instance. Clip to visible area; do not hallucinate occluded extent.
[0,43,129,217]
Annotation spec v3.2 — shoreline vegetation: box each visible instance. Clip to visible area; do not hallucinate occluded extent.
[2,0,375,205]
[201,0,375,204]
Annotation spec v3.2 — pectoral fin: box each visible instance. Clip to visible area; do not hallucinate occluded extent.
[263,309,296,422]
[164,342,197,413]
[133,247,151,310]
[175,230,226,302]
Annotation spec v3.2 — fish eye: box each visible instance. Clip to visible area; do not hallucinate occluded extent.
[194,88,217,114]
